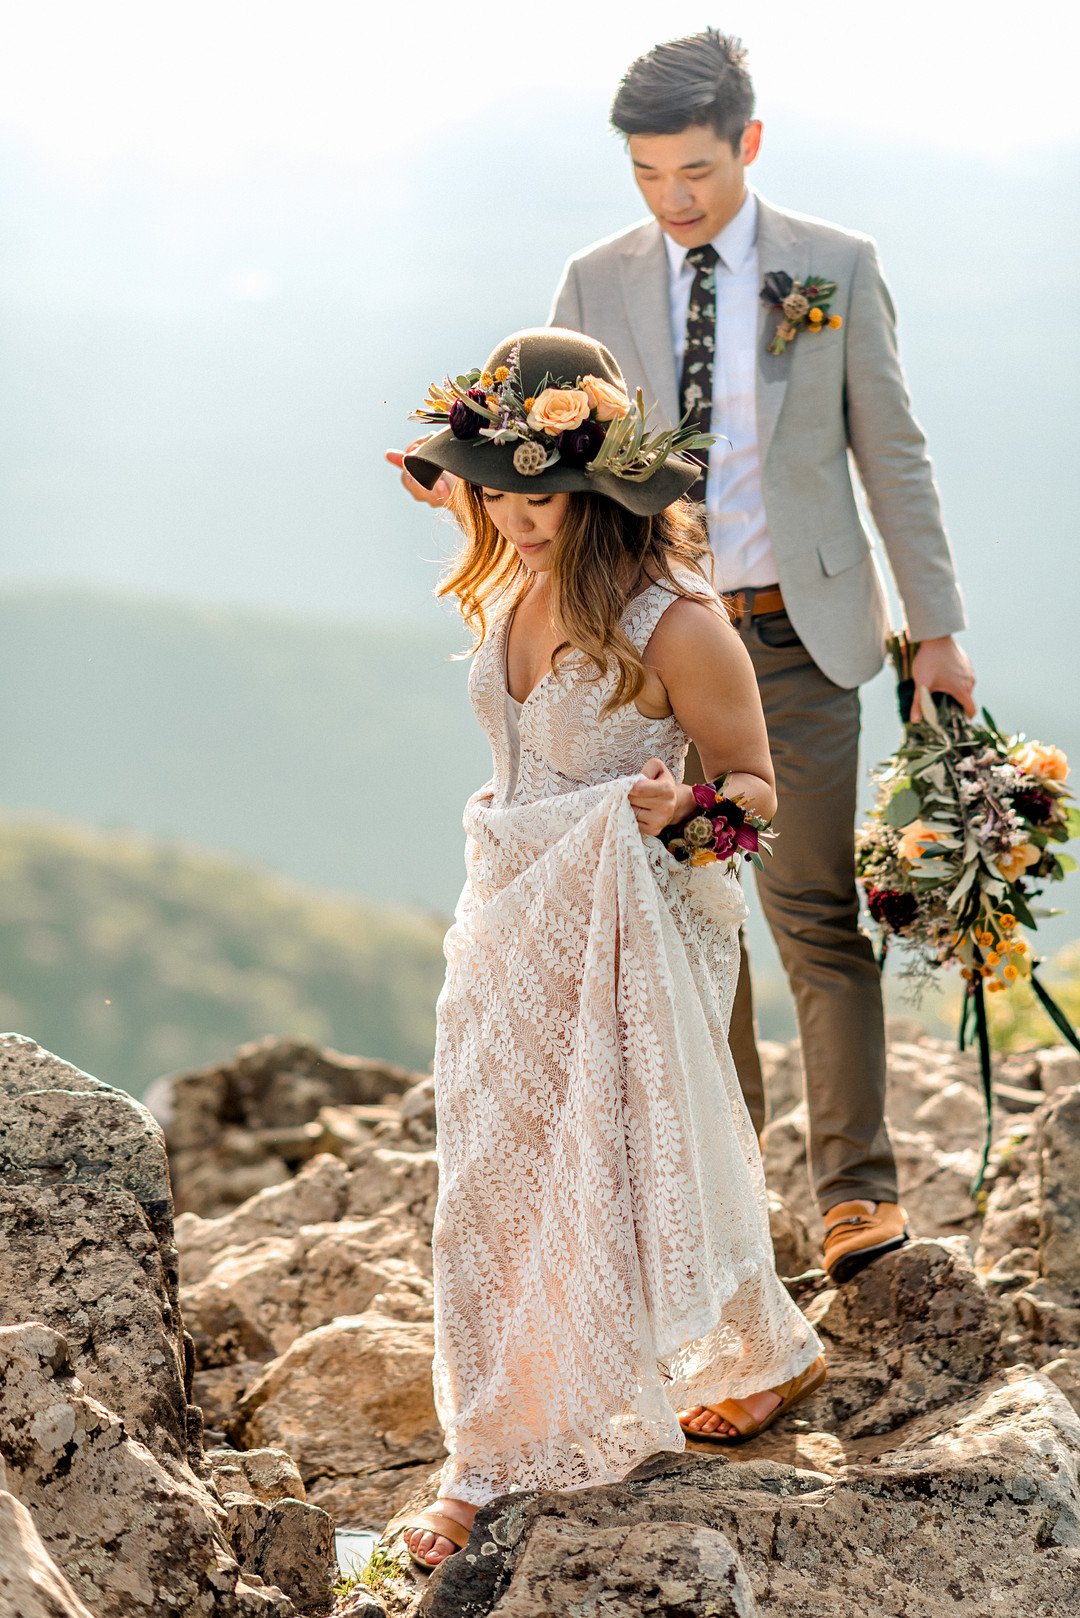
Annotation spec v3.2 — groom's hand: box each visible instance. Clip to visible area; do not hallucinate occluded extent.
[910,636,976,723]
[385,439,456,508]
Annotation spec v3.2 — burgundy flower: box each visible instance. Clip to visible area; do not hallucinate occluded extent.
[761,270,794,306]
[558,418,606,468]
[734,823,760,854]
[1013,786,1054,825]
[866,885,918,932]
[449,387,488,440]
[713,821,738,859]
[692,784,720,813]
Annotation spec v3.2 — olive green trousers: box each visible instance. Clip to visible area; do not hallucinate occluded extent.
[687,607,899,1217]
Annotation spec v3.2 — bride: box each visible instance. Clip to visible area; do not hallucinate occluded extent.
[392,328,825,1569]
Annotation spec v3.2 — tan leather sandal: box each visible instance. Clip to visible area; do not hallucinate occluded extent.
[823,1200,910,1283]
[680,1352,827,1446]
[392,1507,473,1570]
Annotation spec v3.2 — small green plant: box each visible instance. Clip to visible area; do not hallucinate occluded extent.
[331,1542,408,1601]
[363,1544,408,1593]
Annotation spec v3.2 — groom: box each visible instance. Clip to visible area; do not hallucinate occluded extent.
[390,29,976,1283]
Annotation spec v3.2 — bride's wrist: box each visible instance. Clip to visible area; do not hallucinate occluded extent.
[668,784,699,827]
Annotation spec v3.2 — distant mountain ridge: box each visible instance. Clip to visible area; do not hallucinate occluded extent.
[0,584,490,915]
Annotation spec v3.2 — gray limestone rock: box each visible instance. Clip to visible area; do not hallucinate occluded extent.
[164,1038,423,1218]
[419,1369,1080,1618]
[0,1034,194,1466]
[483,1518,759,1617]
[0,1322,292,1618]
[231,1313,445,1528]
[0,1490,97,1618]
[807,1237,1002,1438]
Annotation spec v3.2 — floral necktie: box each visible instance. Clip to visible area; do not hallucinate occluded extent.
[679,243,719,504]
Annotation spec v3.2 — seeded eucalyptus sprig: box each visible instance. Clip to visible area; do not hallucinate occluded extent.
[585,391,715,484]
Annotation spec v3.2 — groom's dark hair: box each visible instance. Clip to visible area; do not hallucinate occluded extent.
[610,29,755,151]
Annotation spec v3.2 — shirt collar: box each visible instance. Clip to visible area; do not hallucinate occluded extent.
[663,187,759,279]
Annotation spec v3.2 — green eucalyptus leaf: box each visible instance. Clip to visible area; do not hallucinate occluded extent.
[947,863,979,907]
[883,786,922,828]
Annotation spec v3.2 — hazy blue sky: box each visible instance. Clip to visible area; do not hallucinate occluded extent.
[6,3,1080,171]
[4,3,1079,615]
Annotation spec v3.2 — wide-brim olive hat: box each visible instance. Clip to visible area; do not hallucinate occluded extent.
[404,327,702,517]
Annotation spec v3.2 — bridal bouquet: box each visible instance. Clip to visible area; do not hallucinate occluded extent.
[858,637,1076,981]
[857,635,1079,1190]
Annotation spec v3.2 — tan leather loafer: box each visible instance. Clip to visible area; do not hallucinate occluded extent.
[822,1200,910,1283]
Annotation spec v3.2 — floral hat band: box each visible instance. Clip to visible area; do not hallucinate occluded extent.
[404,327,711,517]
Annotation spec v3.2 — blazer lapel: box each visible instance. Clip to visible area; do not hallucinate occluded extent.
[617,223,679,425]
[755,198,806,466]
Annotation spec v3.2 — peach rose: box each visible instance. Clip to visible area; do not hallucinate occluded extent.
[580,374,632,421]
[996,841,1042,883]
[527,387,590,436]
[1012,741,1069,782]
[896,819,943,862]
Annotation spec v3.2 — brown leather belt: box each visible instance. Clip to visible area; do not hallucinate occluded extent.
[720,584,785,623]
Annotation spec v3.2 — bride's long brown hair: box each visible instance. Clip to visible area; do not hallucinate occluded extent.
[437,483,713,714]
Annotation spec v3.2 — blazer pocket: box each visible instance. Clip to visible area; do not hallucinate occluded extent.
[818,532,871,577]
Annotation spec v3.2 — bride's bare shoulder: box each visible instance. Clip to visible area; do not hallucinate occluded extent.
[646,588,734,651]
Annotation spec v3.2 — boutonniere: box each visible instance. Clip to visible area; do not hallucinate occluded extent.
[760,271,842,356]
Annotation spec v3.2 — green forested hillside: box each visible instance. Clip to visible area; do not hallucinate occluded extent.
[0,586,490,915]
[1,588,1077,1055]
[0,817,446,1097]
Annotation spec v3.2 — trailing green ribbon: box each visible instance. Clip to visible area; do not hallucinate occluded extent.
[1029,962,1080,1057]
[958,980,993,1197]
[959,961,1080,1199]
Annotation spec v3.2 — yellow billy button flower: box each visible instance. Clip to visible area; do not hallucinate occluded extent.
[494,366,510,383]
[986,951,1000,967]
[829,314,843,329]
[480,371,494,388]
[1012,939,1028,955]
[807,307,824,325]
[1003,964,1019,981]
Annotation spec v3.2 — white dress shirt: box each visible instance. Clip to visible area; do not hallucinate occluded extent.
[665,189,778,593]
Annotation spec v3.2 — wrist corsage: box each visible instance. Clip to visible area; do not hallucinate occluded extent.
[660,775,774,873]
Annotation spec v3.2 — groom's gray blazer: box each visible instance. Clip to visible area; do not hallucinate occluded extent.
[550,195,967,689]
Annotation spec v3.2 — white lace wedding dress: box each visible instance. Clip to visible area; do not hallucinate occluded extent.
[432,570,823,1506]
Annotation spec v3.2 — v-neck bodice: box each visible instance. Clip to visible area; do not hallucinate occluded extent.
[469,570,717,808]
